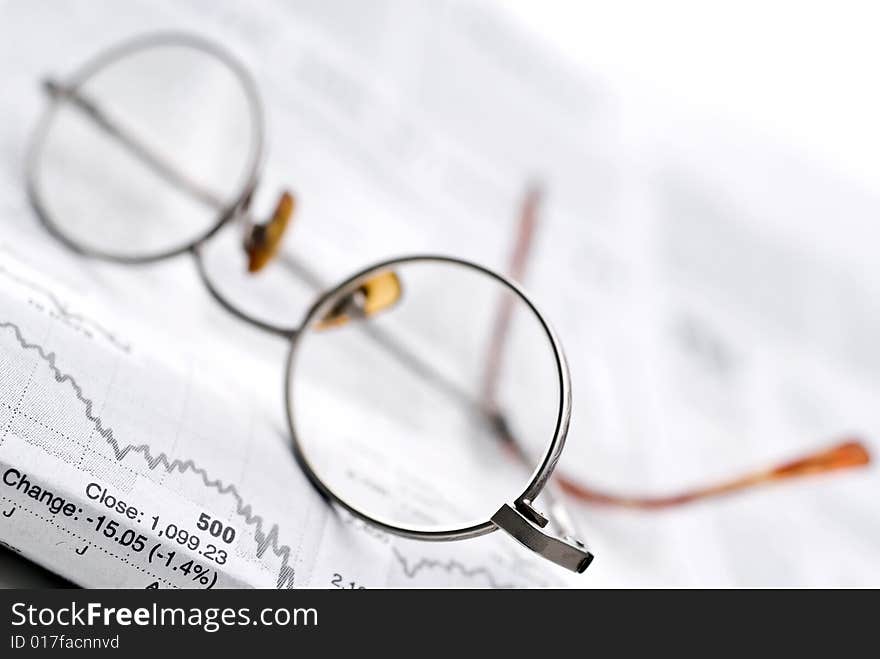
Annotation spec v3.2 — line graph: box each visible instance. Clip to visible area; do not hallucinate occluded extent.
[391,546,514,588]
[0,262,131,354]
[0,318,296,588]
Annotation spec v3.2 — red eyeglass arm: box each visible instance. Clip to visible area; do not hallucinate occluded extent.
[491,185,871,509]
[555,439,870,509]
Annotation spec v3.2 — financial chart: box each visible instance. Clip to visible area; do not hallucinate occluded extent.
[0,250,564,588]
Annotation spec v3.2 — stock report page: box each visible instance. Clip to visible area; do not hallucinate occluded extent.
[0,0,878,588]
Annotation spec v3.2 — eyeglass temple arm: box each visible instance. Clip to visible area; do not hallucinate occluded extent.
[487,184,871,509]
[556,440,869,509]
[470,185,593,569]
[42,79,226,209]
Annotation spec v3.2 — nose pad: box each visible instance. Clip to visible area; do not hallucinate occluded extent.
[316,271,403,330]
[244,190,295,273]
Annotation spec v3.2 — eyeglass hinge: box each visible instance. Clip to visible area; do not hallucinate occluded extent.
[515,498,549,528]
[492,503,594,574]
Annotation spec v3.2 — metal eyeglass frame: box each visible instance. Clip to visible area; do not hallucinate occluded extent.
[24,32,594,574]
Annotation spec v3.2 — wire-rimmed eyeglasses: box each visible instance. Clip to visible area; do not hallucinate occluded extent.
[25,32,594,573]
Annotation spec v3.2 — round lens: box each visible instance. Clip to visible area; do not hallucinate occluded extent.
[286,258,566,534]
[28,35,261,259]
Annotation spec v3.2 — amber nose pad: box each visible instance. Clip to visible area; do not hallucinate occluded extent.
[316,271,403,330]
[244,191,295,273]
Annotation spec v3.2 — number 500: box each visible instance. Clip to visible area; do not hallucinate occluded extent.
[197,513,236,544]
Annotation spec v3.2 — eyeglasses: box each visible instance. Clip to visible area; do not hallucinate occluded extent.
[25,32,594,573]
